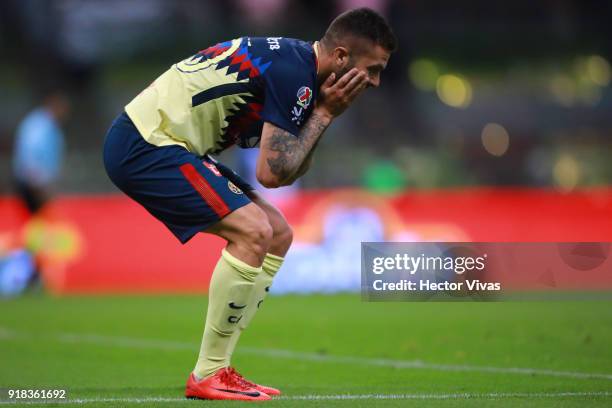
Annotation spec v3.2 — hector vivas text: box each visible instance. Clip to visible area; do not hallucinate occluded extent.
[370,253,501,292]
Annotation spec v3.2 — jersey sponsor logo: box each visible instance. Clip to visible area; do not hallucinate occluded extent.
[267,37,282,50]
[292,106,303,121]
[291,86,312,125]
[291,109,303,125]
[228,181,243,194]
[203,161,222,177]
[297,86,312,109]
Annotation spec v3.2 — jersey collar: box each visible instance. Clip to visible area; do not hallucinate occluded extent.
[313,41,320,74]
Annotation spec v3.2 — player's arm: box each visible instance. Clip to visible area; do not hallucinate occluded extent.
[257,68,368,188]
[257,112,330,188]
[284,139,319,185]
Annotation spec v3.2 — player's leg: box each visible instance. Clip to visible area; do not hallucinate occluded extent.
[208,159,293,345]
[206,202,272,265]
[207,157,293,256]
[222,191,291,396]
[192,202,272,380]
[249,190,294,256]
[13,180,49,288]
[14,180,48,215]
[225,191,292,360]
[204,159,291,395]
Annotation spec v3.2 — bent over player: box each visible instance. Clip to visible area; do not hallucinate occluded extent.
[103,8,396,401]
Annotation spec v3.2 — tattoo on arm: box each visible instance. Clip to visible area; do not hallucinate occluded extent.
[265,112,330,182]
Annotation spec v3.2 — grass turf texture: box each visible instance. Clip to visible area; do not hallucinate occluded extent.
[0,294,611,407]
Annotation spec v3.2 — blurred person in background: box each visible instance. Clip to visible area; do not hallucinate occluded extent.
[9,89,70,291]
[13,89,70,216]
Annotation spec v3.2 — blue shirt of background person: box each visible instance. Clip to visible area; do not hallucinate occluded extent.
[13,94,69,187]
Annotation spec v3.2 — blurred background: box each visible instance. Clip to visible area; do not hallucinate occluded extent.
[0,0,611,295]
[1,0,612,192]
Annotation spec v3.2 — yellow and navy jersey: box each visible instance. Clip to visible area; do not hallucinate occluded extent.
[125,37,318,156]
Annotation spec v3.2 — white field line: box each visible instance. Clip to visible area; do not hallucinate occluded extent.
[0,392,610,404]
[2,327,612,381]
[238,346,612,380]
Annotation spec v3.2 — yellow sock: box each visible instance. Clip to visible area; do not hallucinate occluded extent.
[226,253,284,363]
[193,248,261,379]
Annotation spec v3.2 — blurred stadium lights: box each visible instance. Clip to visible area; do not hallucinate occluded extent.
[549,55,610,107]
[436,74,473,108]
[481,123,510,157]
[408,59,475,109]
[549,74,578,107]
[553,154,581,192]
[578,85,603,106]
[0,1,610,191]
[585,55,611,86]
[408,58,439,91]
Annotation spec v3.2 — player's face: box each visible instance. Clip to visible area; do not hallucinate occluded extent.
[329,40,391,89]
[349,44,391,88]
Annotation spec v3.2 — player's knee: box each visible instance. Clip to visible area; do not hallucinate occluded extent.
[275,221,293,249]
[252,219,274,248]
[234,208,273,256]
[243,220,273,256]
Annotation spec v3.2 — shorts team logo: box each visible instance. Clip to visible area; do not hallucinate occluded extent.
[203,161,221,177]
[296,86,312,109]
[228,181,243,194]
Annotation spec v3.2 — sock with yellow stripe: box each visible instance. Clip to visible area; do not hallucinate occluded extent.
[193,248,261,379]
[225,253,284,363]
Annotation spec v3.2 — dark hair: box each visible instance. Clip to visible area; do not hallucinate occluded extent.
[323,8,397,53]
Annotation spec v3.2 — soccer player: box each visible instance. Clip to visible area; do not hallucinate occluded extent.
[103,8,396,401]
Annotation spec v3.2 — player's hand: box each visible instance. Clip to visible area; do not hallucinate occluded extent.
[316,68,369,118]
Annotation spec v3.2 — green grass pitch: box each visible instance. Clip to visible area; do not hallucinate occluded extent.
[0,294,611,407]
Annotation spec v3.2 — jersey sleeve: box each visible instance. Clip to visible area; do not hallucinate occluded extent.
[260,57,315,136]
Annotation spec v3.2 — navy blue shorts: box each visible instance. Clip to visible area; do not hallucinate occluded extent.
[103,112,253,244]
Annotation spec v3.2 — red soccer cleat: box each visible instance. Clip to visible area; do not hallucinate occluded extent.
[185,368,271,401]
[228,367,282,396]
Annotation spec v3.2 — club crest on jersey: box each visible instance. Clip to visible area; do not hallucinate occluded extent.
[296,86,312,109]
[203,161,221,177]
[228,181,243,194]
